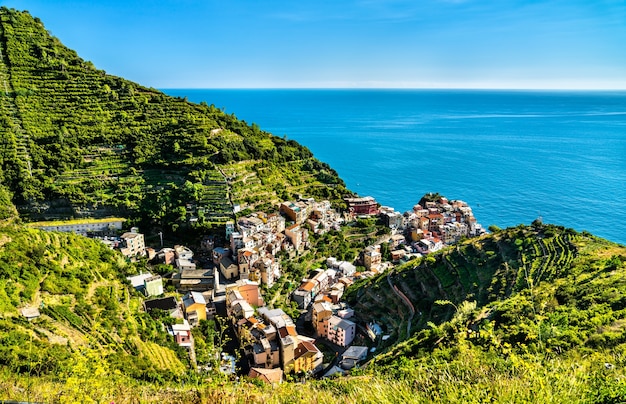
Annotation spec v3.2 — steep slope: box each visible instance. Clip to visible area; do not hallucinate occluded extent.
[346,223,626,353]
[0,8,348,229]
[0,221,192,388]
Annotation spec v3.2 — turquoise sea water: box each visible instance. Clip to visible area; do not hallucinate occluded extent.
[163,89,626,245]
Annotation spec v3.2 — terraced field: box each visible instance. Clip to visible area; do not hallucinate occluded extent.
[0,8,349,228]
[345,223,581,346]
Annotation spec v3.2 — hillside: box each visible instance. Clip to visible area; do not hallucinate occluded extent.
[345,223,626,347]
[0,7,348,233]
[3,219,626,402]
[0,216,193,384]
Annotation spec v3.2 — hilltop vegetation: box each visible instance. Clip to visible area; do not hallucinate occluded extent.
[0,7,348,235]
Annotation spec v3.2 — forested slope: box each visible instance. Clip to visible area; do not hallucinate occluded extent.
[0,7,348,231]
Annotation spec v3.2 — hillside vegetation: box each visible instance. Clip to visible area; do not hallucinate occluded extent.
[3,212,626,402]
[0,218,193,386]
[0,7,348,234]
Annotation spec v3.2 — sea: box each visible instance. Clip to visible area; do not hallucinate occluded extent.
[162,89,626,245]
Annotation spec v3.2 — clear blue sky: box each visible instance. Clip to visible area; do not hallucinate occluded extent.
[3,0,626,89]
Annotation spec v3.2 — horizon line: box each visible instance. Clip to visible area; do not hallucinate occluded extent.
[159,87,626,91]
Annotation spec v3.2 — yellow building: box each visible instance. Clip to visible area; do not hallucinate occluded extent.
[182,291,207,326]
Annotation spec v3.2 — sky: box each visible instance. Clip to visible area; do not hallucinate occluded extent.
[2,0,626,89]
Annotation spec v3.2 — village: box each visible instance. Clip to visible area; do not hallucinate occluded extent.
[31,194,484,384]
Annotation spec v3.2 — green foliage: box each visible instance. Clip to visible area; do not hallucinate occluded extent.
[0,7,348,234]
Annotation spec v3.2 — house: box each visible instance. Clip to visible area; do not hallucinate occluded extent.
[248,367,283,385]
[344,196,378,215]
[230,232,245,253]
[231,299,255,320]
[220,256,239,280]
[340,345,368,370]
[363,249,381,271]
[173,245,193,260]
[312,301,333,337]
[226,280,264,307]
[327,316,356,347]
[255,256,280,287]
[21,307,40,321]
[175,257,196,271]
[172,268,219,292]
[280,201,310,224]
[337,308,354,319]
[144,296,179,315]
[169,320,193,348]
[120,231,145,257]
[292,289,312,309]
[126,272,155,295]
[143,275,163,297]
[266,213,286,233]
[212,247,229,266]
[285,223,307,251]
[292,340,323,373]
[182,291,207,326]
[338,261,356,277]
[237,248,259,280]
[225,221,235,240]
[155,248,176,265]
[391,249,406,262]
[250,338,281,369]
[29,217,126,235]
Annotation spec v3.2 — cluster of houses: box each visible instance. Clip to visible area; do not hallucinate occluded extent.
[206,198,346,290]
[399,196,485,253]
[29,193,485,383]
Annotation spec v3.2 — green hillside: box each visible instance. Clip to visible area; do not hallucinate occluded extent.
[346,222,626,347]
[0,7,348,232]
[0,217,190,383]
[3,217,626,402]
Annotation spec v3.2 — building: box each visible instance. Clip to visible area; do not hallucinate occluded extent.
[344,196,378,215]
[237,248,259,280]
[292,340,323,373]
[182,291,207,327]
[120,231,145,257]
[280,201,310,224]
[225,221,235,240]
[29,217,126,235]
[143,275,163,297]
[339,346,368,370]
[172,268,219,292]
[311,301,333,337]
[127,272,156,295]
[220,256,239,280]
[248,367,283,385]
[285,223,307,251]
[292,289,312,309]
[226,280,264,307]
[327,316,356,347]
[144,296,179,314]
[169,320,193,349]
[363,249,382,271]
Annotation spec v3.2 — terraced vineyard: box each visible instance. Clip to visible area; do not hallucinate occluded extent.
[0,8,349,229]
[0,220,187,381]
[345,223,581,345]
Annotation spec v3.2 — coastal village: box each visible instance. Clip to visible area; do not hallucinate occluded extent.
[30,194,484,384]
